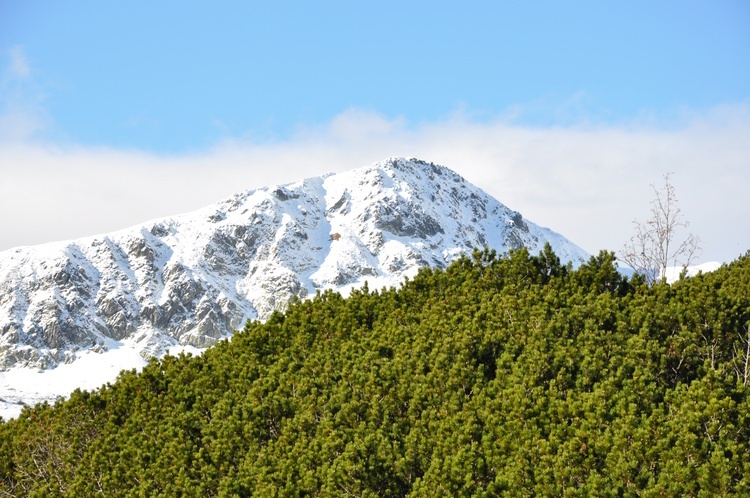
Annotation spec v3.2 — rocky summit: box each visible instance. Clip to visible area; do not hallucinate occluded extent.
[0,158,588,371]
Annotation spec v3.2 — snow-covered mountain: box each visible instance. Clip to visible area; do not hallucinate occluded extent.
[0,157,588,417]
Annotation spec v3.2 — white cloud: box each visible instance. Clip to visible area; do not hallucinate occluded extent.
[1,105,749,265]
[0,109,45,141]
[1,45,48,141]
[8,46,31,78]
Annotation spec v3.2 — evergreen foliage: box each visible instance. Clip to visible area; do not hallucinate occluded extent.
[1,245,749,496]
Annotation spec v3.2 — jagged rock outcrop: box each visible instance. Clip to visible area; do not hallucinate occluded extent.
[0,157,589,370]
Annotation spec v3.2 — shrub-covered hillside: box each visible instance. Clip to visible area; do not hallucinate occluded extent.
[1,246,749,496]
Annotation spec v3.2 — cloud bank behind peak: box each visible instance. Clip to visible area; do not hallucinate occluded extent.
[1,105,749,265]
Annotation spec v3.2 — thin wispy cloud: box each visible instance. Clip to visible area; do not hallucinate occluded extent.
[8,46,30,78]
[0,46,48,141]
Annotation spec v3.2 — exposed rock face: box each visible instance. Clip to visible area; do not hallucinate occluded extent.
[0,157,589,370]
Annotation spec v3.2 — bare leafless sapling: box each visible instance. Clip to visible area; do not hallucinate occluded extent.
[620,173,700,284]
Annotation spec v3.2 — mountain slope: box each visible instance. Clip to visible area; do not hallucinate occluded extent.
[0,158,587,413]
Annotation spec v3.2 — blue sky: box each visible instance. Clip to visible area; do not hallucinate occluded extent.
[1,1,749,263]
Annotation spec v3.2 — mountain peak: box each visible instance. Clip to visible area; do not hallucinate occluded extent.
[0,158,588,415]
[368,156,464,184]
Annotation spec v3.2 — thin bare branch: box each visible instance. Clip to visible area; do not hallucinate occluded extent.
[620,173,701,284]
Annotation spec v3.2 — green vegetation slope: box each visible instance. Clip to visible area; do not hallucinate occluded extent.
[2,246,749,496]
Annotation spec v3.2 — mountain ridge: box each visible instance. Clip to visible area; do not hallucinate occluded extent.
[0,157,588,377]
